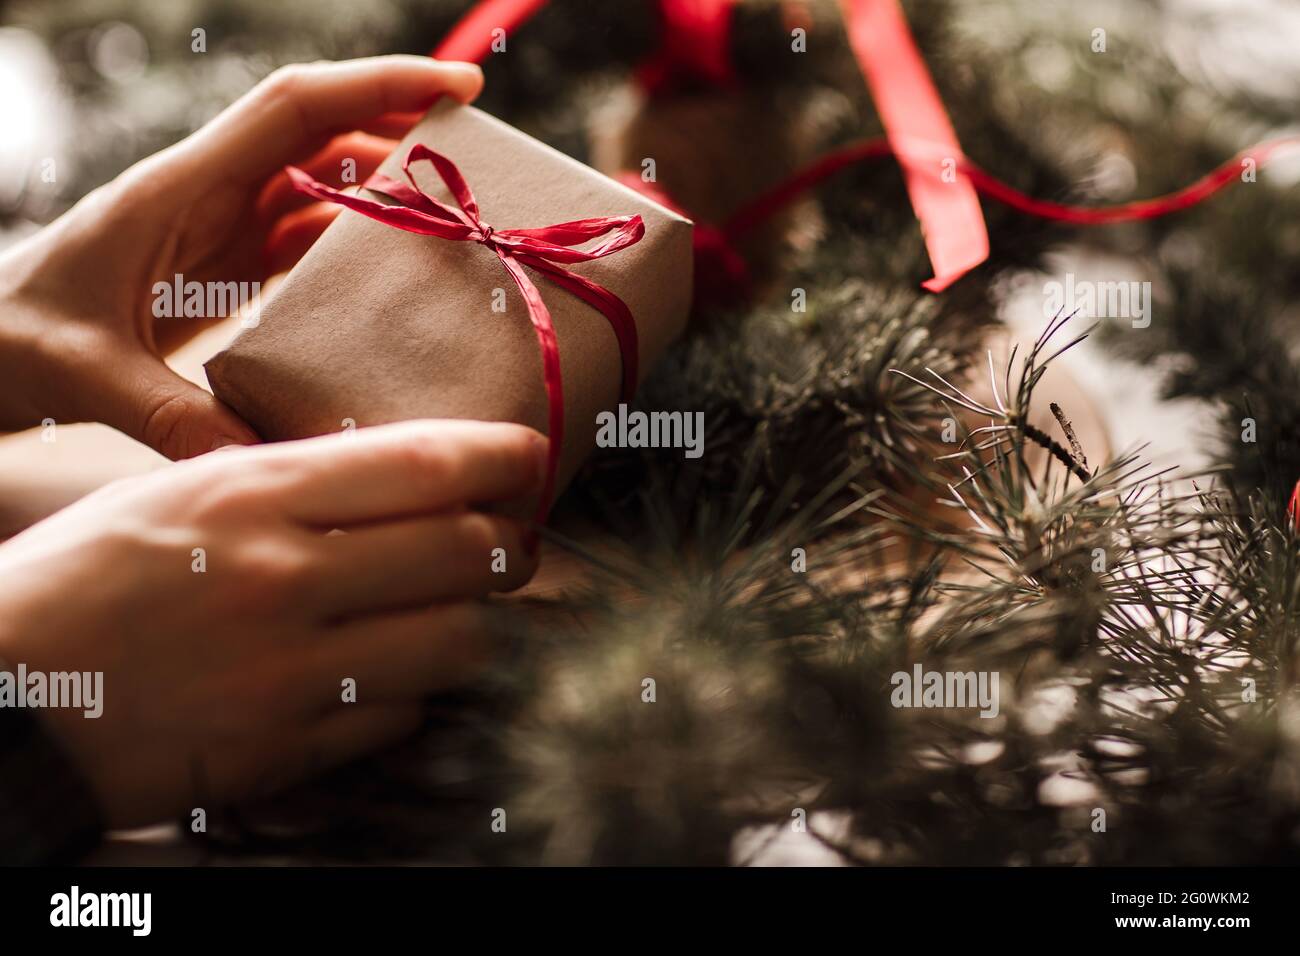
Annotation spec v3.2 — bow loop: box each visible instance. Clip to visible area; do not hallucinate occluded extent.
[401,143,483,224]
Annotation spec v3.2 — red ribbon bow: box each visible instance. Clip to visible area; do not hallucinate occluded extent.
[436,0,987,293]
[285,145,645,522]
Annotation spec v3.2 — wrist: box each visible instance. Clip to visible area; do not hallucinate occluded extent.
[0,267,99,433]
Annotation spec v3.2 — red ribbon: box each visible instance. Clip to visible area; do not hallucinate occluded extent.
[837,0,988,292]
[636,0,739,95]
[431,0,985,289]
[725,137,1300,237]
[285,146,645,522]
[433,0,549,62]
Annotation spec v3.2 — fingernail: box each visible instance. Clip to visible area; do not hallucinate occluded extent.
[444,61,482,78]
[210,435,246,452]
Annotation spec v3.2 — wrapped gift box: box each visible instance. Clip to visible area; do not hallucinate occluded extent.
[206,99,693,513]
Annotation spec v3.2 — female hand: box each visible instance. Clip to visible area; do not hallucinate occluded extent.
[0,55,479,459]
[0,419,544,827]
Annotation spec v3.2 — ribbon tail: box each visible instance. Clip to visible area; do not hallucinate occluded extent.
[524,256,640,402]
[839,0,988,292]
[496,253,565,523]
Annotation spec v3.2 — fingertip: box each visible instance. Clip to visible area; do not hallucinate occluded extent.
[197,409,261,458]
[483,515,543,594]
[193,431,258,459]
[497,424,551,498]
[150,407,257,462]
[461,69,485,103]
[435,60,484,103]
[209,432,259,454]
[470,422,551,497]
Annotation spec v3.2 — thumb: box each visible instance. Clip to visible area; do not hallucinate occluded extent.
[101,355,260,460]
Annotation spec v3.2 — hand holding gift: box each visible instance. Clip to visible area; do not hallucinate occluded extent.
[0,55,482,460]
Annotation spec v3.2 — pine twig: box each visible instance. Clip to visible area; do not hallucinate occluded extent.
[1014,415,1092,483]
[1049,402,1089,474]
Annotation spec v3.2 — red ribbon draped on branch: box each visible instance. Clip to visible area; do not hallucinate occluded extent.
[285,147,645,522]
[722,136,1300,238]
[424,0,1300,520]
[436,0,989,290]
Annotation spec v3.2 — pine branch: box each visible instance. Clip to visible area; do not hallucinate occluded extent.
[1015,415,1091,483]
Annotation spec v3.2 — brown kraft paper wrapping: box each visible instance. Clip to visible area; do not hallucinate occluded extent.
[205,99,694,510]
